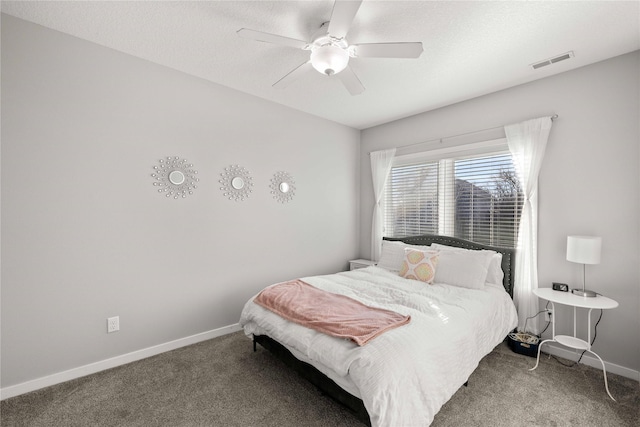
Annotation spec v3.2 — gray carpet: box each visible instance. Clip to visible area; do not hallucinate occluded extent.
[1,331,638,426]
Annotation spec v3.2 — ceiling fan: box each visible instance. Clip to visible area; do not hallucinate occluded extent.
[237,0,423,95]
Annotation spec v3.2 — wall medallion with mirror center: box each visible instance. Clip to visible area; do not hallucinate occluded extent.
[151,156,199,199]
[270,171,296,203]
[219,165,253,201]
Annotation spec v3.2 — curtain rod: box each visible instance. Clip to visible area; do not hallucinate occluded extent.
[370,114,558,154]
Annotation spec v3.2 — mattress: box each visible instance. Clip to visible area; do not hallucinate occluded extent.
[240,266,517,426]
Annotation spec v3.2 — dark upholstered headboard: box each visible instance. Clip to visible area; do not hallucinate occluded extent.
[382,234,515,297]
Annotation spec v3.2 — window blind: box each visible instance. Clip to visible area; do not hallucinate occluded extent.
[384,151,522,248]
[385,161,439,237]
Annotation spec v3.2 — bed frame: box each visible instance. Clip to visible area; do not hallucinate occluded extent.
[252,234,516,426]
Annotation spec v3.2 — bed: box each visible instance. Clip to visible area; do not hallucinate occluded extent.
[239,234,518,426]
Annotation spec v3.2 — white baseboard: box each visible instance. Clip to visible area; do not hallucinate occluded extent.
[541,342,640,382]
[1,323,243,400]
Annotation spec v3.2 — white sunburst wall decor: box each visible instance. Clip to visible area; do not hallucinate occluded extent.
[151,156,199,199]
[219,165,253,201]
[270,171,296,203]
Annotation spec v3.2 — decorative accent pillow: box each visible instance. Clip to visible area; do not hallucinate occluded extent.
[431,243,504,287]
[399,249,439,284]
[377,240,431,272]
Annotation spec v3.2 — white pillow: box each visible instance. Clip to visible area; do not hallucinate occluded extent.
[377,240,431,272]
[432,246,494,289]
[486,253,504,287]
[431,243,504,287]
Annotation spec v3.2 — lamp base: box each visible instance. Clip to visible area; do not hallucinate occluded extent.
[572,288,597,297]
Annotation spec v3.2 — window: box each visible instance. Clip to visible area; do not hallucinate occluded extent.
[383,141,523,248]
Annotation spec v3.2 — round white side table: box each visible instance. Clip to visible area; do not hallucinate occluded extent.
[529,287,618,401]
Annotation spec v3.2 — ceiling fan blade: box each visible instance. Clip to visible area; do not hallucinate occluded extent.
[352,42,424,58]
[327,0,363,39]
[273,61,314,89]
[337,65,365,95]
[237,28,308,50]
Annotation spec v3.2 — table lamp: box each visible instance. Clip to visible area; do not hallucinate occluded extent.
[566,235,601,297]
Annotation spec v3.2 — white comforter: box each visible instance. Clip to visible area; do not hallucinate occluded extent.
[240,266,517,427]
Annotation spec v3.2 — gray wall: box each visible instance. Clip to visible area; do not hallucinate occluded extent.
[1,15,360,388]
[360,51,640,374]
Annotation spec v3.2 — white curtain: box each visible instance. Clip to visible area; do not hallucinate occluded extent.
[505,116,553,334]
[370,148,396,261]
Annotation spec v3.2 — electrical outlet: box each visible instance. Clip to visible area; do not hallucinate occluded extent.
[544,309,553,322]
[107,316,120,333]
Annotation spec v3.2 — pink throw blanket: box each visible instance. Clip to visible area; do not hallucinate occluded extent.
[254,279,411,346]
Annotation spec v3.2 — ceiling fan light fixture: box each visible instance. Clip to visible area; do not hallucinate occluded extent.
[240,0,422,94]
[310,44,349,76]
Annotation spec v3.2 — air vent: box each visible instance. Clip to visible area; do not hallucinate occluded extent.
[531,51,574,70]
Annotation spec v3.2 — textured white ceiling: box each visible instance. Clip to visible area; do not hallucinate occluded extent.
[2,1,639,129]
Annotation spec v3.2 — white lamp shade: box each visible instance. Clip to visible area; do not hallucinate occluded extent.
[566,236,601,264]
[310,45,349,76]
